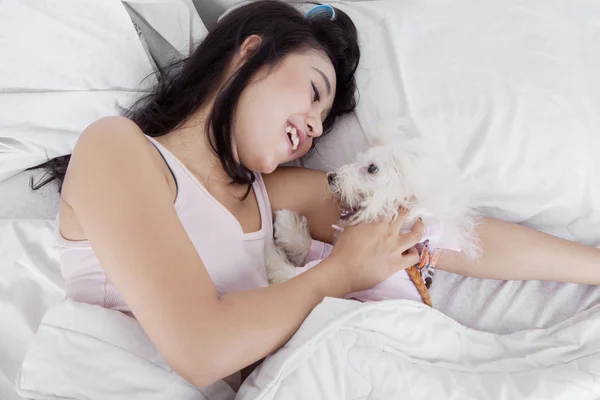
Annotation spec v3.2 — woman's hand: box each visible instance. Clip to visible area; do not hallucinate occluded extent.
[328,208,425,293]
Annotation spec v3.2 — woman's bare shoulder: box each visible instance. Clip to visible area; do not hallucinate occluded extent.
[62,116,172,205]
[76,116,147,148]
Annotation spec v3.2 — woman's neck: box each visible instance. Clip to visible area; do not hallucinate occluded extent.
[156,113,237,193]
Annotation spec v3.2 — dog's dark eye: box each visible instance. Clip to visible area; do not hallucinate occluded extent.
[367,164,378,174]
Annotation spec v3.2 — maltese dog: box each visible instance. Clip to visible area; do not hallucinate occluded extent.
[265,121,480,305]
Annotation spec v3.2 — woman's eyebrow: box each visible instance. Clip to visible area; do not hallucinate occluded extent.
[312,67,331,96]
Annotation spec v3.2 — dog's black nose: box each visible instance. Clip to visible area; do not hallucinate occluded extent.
[327,173,337,185]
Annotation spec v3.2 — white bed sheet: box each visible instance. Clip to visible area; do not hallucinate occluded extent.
[3,0,600,397]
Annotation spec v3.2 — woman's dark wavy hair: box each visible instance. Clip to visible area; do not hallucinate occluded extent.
[31,0,360,195]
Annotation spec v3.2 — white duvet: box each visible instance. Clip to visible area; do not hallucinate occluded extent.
[241,298,600,399]
[16,297,600,399]
[16,300,237,400]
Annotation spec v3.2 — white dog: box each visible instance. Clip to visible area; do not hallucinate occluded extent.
[265,123,480,303]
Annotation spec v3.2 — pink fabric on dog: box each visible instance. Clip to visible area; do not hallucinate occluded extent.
[296,240,424,304]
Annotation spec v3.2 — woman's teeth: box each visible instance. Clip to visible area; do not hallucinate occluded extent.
[286,125,299,151]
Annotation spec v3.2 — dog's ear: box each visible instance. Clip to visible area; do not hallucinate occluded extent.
[371,138,385,147]
[367,118,414,147]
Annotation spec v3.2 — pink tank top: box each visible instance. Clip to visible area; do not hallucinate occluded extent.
[55,136,272,316]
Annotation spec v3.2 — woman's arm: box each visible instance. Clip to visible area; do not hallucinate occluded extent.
[265,167,600,285]
[64,118,421,387]
[439,217,600,285]
[263,167,338,243]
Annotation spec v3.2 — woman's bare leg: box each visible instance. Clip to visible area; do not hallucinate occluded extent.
[438,217,600,285]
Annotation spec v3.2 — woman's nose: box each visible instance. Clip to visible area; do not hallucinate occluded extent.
[306,115,323,137]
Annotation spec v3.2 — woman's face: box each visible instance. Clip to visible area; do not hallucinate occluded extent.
[233,49,337,174]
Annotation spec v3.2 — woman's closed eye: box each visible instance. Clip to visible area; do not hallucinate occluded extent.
[311,81,321,102]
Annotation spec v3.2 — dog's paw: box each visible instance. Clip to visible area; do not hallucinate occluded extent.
[274,210,312,267]
[264,242,297,285]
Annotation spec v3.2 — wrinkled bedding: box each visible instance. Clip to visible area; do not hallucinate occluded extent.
[4,0,600,398]
[16,300,236,400]
[238,298,600,399]
[16,297,600,399]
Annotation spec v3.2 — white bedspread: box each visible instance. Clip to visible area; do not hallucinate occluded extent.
[17,297,600,399]
[238,297,600,399]
[16,300,236,400]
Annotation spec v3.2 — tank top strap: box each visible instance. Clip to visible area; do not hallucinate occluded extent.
[145,136,182,190]
[252,172,274,237]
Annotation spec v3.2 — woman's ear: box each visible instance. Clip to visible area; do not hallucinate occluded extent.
[229,35,262,71]
[239,35,262,60]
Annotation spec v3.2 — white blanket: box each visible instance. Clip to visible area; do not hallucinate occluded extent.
[238,297,600,399]
[16,300,236,400]
[18,298,600,399]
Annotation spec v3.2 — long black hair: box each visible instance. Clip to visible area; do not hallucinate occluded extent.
[31,0,360,194]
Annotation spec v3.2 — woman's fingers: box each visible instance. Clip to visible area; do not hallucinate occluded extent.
[390,246,420,272]
[399,246,420,269]
[395,217,424,253]
[390,207,410,232]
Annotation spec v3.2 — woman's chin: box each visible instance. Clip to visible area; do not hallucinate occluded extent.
[253,158,279,175]
[246,151,292,174]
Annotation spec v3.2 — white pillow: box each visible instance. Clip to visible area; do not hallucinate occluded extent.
[0,0,207,184]
[0,0,154,182]
[301,0,600,245]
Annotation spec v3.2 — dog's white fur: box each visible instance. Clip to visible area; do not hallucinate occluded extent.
[265,121,480,285]
[265,210,310,284]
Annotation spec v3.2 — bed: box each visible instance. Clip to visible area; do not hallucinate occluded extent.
[2,0,600,398]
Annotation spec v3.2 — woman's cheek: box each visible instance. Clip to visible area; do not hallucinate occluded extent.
[275,137,292,162]
[294,139,313,159]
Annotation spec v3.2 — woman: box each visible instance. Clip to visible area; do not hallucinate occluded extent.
[33,0,600,390]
